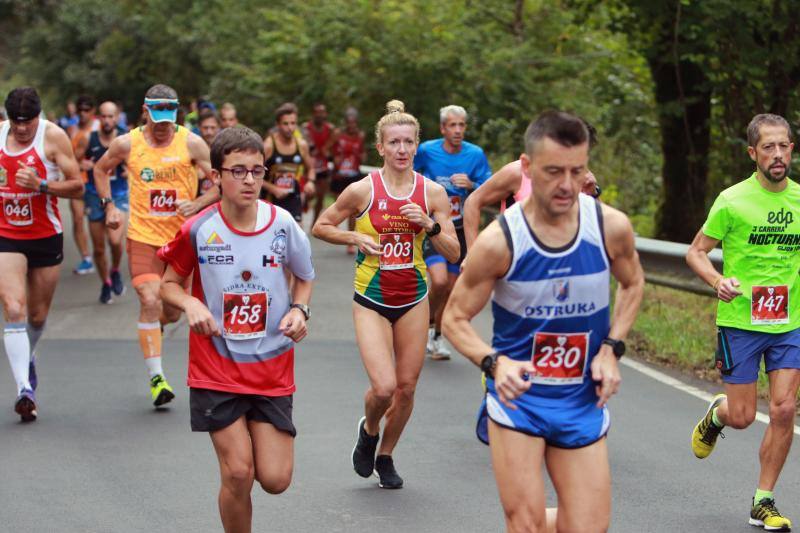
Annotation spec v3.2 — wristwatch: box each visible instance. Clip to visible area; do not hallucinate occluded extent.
[480,352,499,378]
[290,303,310,321]
[426,221,441,237]
[602,337,626,359]
[38,180,48,194]
[99,197,114,209]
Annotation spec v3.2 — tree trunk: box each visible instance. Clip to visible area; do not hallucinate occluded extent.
[649,57,712,243]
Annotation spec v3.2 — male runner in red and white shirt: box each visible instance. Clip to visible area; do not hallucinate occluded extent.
[0,87,84,421]
[159,126,314,532]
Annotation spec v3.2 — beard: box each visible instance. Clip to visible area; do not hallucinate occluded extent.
[759,160,790,182]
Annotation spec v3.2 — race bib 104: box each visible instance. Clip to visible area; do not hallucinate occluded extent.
[530,332,589,385]
[3,197,33,226]
[222,292,268,340]
[149,189,177,216]
[751,285,789,325]
[379,232,414,270]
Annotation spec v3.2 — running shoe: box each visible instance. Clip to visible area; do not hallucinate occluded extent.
[150,374,175,407]
[29,356,37,391]
[73,257,95,275]
[352,416,379,478]
[110,270,125,296]
[750,497,792,531]
[374,455,403,489]
[430,336,452,361]
[14,388,37,422]
[425,328,435,357]
[99,282,113,304]
[691,393,726,458]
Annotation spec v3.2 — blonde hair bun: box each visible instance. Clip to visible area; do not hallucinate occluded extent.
[386,100,405,114]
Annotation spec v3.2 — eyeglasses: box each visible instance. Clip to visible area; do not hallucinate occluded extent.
[221,166,267,180]
[146,102,179,112]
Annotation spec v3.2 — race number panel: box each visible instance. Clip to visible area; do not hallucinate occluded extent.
[275,175,296,190]
[222,292,268,340]
[3,197,33,226]
[751,285,789,325]
[449,195,462,219]
[149,189,178,216]
[339,156,357,173]
[531,332,589,385]
[379,232,414,270]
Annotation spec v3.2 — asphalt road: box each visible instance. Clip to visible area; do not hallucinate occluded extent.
[2,201,800,533]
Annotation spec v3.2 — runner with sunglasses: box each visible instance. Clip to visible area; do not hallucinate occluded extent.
[93,84,220,408]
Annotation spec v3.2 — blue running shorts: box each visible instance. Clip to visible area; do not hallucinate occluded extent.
[716,327,800,384]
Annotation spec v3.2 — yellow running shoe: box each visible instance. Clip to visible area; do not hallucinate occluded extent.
[691,393,726,458]
[150,374,175,407]
[750,497,792,532]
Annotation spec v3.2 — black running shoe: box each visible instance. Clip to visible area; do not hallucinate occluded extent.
[352,416,379,478]
[375,455,403,489]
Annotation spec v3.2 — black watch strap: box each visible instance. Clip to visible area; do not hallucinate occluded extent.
[290,303,310,321]
[426,222,441,237]
[602,337,626,359]
[100,197,114,209]
[480,352,499,378]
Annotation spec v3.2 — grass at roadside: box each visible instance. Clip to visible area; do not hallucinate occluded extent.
[629,283,770,395]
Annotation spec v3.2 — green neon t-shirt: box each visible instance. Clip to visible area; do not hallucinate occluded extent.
[703,173,800,333]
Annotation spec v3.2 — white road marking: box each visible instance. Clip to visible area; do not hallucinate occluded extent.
[620,357,800,435]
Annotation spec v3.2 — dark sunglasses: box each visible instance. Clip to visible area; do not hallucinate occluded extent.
[147,102,179,112]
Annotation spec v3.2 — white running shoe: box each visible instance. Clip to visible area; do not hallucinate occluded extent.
[426,328,435,357]
[431,336,451,361]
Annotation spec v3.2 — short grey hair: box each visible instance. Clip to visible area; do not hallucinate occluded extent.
[144,84,177,100]
[747,113,793,147]
[439,104,467,124]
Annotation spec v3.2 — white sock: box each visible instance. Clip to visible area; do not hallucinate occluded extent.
[145,357,163,379]
[5,323,31,393]
[26,322,45,358]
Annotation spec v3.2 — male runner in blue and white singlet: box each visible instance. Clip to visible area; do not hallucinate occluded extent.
[443,111,644,532]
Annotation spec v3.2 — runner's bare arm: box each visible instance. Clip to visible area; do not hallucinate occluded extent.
[73,130,92,171]
[299,138,316,195]
[94,134,131,229]
[443,222,535,407]
[418,181,460,263]
[29,124,84,199]
[462,160,522,249]
[592,205,644,407]
[180,133,219,216]
[161,265,220,337]
[311,178,381,254]
[279,277,312,342]
[687,229,740,301]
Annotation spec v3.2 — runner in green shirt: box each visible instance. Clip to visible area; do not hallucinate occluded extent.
[686,113,798,532]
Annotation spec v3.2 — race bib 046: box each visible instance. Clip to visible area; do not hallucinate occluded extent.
[3,197,33,226]
[530,332,589,385]
[379,233,414,270]
[149,189,177,216]
[751,285,789,325]
[222,292,268,340]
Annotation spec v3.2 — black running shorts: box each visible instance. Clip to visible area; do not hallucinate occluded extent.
[0,234,64,268]
[190,388,296,436]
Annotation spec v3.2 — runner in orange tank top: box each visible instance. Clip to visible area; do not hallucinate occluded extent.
[93,84,220,408]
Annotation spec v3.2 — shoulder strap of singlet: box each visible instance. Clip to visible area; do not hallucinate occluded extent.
[33,119,49,160]
[0,121,9,148]
[594,197,612,264]
[497,213,514,278]
[355,171,378,219]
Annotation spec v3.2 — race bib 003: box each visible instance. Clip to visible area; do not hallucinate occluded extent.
[223,292,268,340]
[751,285,789,325]
[3,197,33,226]
[149,189,177,216]
[379,232,414,270]
[530,332,589,385]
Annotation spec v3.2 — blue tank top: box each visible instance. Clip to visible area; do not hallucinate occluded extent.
[491,194,610,406]
[86,128,128,195]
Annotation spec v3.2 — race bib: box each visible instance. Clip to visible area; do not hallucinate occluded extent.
[3,197,33,226]
[449,195,462,219]
[275,175,295,190]
[222,292,268,340]
[751,285,789,325]
[149,189,177,216]
[340,156,357,172]
[379,233,414,270]
[531,332,589,385]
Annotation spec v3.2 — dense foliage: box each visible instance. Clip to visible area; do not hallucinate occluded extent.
[2,0,798,241]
